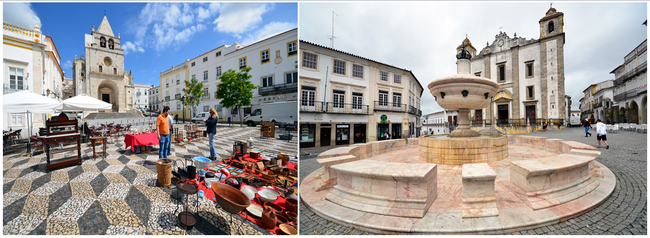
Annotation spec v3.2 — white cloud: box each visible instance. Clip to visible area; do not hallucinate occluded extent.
[128,2,220,52]
[242,22,296,45]
[213,3,272,38]
[3,3,42,29]
[62,60,72,71]
[122,41,145,55]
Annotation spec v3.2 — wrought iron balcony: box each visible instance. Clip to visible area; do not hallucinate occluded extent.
[614,88,639,101]
[175,94,181,99]
[374,101,407,112]
[258,82,298,95]
[300,100,324,112]
[614,61,647,86]
[324,102,370,114]
[164,96,170,101]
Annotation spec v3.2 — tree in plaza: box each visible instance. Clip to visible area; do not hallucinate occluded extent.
[216,66,258,127]
[180,77,205,121]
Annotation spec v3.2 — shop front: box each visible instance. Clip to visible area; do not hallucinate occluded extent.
[335,124,350,145]
[391,123,402,139]
[353,124,366,144]
[300,124,316,148]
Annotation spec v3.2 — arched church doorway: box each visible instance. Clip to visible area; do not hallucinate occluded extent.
[98,80,119,112]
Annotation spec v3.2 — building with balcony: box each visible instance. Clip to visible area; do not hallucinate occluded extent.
[610,39,647,124]
[299,40,424,148]
[3,22,65,138]
[159,61,190,119]
[579,80,614,123]
[148,85,160,113]
[71,15,134,112]
[160,28,297,122]
[133,83,149,112]
[465,7,567,126]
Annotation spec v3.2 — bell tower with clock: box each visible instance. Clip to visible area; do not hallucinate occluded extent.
[538,6,565,120]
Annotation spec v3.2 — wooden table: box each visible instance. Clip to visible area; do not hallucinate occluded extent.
[91,136,107,160]
[41,133,82,172]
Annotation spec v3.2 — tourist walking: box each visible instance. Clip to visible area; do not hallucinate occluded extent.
[543,120,548,131]
[168,113,174,156]
[204,108,219,160]
[595,119,609,149]
[157,106,171,159]
[582,119,592,137]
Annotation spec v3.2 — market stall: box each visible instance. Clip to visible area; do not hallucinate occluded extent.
[124,132,159,153]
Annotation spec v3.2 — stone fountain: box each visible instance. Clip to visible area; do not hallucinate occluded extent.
[300,38,616,234]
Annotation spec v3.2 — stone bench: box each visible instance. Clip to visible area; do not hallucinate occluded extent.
[461,163,498,218]
[326,160,437,218]
[510,153,599,210]
[317,155,357,180]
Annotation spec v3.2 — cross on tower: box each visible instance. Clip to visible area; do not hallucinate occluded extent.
[550,3,553,8]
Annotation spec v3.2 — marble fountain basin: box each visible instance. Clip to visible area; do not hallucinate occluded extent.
[301,135,616,234]
[419,135,509,164]
[427,75,499,110]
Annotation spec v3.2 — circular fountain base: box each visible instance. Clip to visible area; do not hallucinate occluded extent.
[420,134,508,164]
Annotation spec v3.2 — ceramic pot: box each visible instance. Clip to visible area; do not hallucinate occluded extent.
[261,206,277,229]
[285,211,297,222]
[264,202,283,213]
[278,223,297,235]
[285,197,298,213]
[276,214,288,225]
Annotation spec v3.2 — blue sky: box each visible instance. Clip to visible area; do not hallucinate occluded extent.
[4,2,297,87]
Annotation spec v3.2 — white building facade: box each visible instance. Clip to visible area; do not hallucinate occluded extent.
[466,7,567,126]
[610,39,647,124]
[148,85,160,113]
[422,110,458,135]
[160,28,298,122]
[3,23,65,138]
[133,83,149,112]
[299,40,423,148]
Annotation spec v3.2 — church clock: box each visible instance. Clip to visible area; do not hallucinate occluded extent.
[104,58,112,66]
[498,39,504,47]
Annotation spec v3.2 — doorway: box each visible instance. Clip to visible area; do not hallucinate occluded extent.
[498,104,509,125]
[378,124,389,140]
[320,127,331,147]
[300,124,316,148]
[353,124,366,144]
[102,94,110,104]
[526,105,536,125]
[391,123,402,139]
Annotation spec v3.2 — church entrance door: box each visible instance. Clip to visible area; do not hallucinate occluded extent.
[497,104,509,125]
[526,105,536,125]
[102,94,110,104]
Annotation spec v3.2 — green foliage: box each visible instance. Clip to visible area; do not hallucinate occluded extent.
[216,66,258,126]
[180,77,205,118]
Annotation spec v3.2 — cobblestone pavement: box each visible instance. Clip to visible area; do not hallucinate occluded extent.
[3,125,296,235]
[298,127,647,235]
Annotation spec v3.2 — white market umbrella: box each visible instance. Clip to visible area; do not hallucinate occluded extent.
[3,90,63,147]
[59,94,112,112]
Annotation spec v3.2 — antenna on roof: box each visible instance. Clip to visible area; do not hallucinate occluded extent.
[104,10,106,16]
[328,11,338,48]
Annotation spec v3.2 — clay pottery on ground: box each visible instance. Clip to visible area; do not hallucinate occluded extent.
[264,202,283,213]
[278,223,297,235]
[211,182,251,214]
[285,197,298,213]
[276,213,288,225]
[285,211,297,221]
[261,206,277,229]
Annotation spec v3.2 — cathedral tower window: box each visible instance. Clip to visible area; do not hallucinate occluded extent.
[100,37,106,48]
[548,21,554,33]
[525,61,534,78]
[498,63,506,82]
[108,39,114,49]
[99,66,103,72]
[114,68,117,74]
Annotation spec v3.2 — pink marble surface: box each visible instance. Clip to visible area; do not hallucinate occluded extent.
[302,141,616,234]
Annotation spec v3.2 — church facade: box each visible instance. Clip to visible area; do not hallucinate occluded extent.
[467,7,566,125]
[72,15,134,112]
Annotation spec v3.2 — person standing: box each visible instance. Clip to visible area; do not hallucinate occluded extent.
[582,119,592,137]
[204,108,219,160]
[168,113,174,156]
[595,119,609,149]
[175,113,179,124]
[157,106,171,159]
